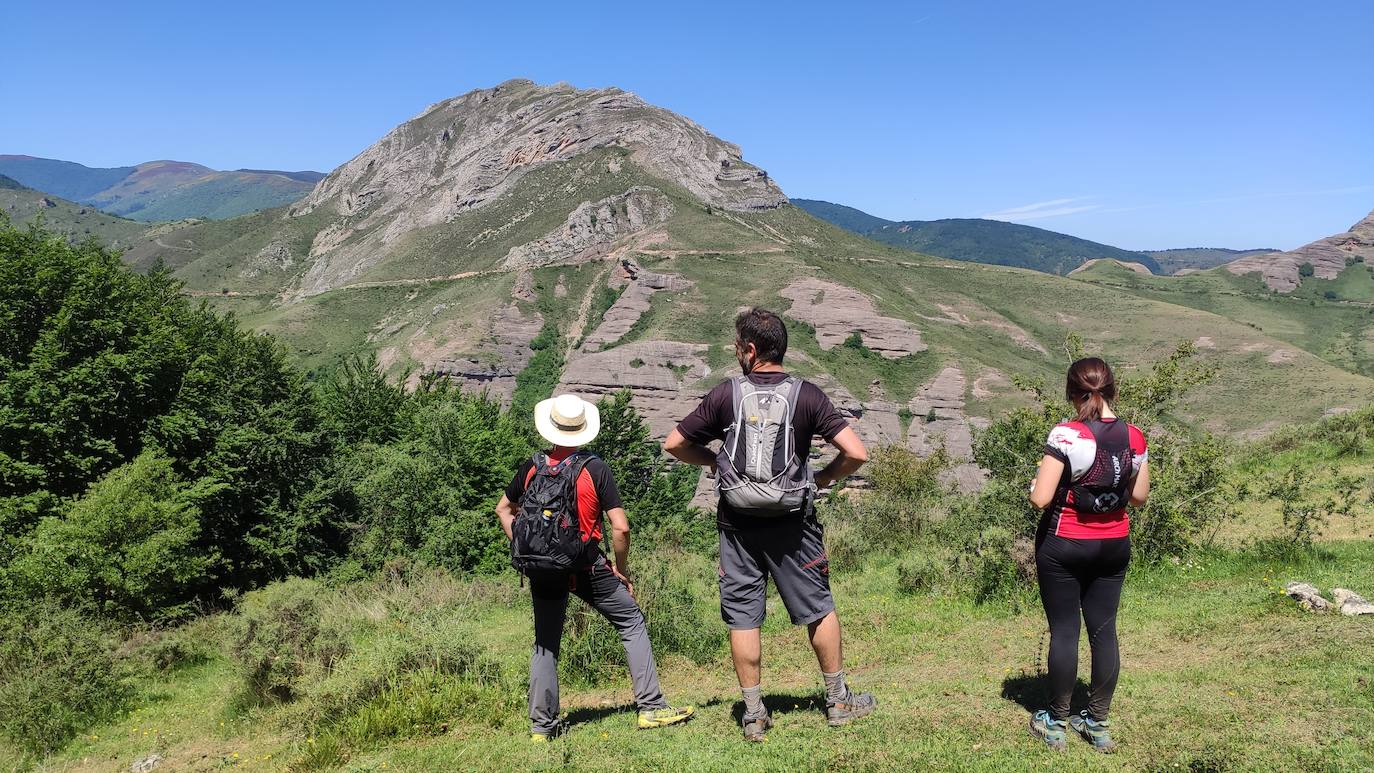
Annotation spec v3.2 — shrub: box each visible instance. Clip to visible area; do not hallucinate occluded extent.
[818,445,950,570]
[896,551,944,595]
[6,449,217,621]
[128,629,215,673]
[0,603,132,755]
[227,578,343,703]
[1298,262,1315,278]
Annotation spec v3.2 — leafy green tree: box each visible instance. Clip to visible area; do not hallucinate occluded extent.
[344,392,528,572]
[0,218,342,600]
[6,449,218,620]
[587,389,701,537]
[317,353,411,446]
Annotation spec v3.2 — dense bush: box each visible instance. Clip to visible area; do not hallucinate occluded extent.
[0,603,132,755]
[227,578,345,703]
[0,220,342,607]
[222,570,517,769]
[819,445,948,571]
[6,449,216,620]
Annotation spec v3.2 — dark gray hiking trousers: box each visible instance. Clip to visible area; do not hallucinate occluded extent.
[528,554,667,733]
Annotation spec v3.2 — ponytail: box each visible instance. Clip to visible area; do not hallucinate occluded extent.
[1066,358,1116,422]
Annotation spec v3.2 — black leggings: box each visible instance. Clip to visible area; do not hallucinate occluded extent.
[1035,532,1131,720]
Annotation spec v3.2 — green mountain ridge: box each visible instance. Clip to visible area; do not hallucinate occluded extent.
[110,81,1371,441]
[0,155,323,222]
[792,198,1165,275]
[0,173,150,249]
[1143,246,1278,274]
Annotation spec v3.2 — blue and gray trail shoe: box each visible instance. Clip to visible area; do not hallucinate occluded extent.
[1028,710,1067,751]
[1069,710,1117,752]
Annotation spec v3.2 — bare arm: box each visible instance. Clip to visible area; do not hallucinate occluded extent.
[663,427,717,470]
[495,494,516,540]
[604,506,634,595]
[1029,454,1064,510]
[814,426,869,489]
[1129,459,1150,506]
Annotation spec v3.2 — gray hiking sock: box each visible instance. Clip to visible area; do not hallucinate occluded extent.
[823,670,848,704]
[741,684,765,717]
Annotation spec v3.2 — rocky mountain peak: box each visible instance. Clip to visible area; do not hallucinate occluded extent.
[287,80,785,296]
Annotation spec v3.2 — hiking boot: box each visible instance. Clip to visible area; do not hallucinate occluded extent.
[638,705,695,729]
[530,720,566,742]
[741,710,773,742]
[1069,710,1117,753]
[826,690,876,726]
[1028,710,1067,751]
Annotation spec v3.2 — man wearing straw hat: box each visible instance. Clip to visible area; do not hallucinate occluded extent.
[496,393,695,741]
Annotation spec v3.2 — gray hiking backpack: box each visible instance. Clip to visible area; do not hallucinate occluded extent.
[713,376,815,517]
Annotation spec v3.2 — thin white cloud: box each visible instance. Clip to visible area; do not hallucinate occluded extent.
[1102,185,1374,214]
[982,197,1100,221]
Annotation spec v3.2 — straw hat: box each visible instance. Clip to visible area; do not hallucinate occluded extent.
[534,394,601,447]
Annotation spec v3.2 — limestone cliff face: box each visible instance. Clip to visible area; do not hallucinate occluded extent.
[1226,209,1374,291]
[288,79,785,297]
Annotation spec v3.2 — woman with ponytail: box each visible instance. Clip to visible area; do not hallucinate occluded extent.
[1025,357,1149,753]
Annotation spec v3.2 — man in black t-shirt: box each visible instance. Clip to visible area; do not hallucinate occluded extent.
[664,308,876,741]
[495,394,694,740]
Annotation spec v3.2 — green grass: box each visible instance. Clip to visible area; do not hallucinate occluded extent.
[12,541,1372,772]
[0,182,150,250]
[1072,260,1374,378]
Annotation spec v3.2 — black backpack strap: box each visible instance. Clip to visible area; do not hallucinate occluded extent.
[561,451,608,555]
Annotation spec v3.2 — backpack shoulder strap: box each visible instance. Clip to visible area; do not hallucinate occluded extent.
[782,377,804,459]
[565,451,612,556]
[725,376,747,461]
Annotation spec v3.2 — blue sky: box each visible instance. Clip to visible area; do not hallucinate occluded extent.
[4,0,1371,250]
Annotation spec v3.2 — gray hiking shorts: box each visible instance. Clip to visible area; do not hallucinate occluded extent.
[718,516,834,629]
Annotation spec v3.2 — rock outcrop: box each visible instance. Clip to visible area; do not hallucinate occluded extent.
[289,80,786,297]
[1285,582,1331,612]
[1226,209,1374,291]
[580,258,693,352]
[1332,588,1374,616]
[239,241,295,279]
[780,278,926,358]
[558,339,710,439]
[432,302,543,407]
[502,187,674,269]
[906,366,987,492]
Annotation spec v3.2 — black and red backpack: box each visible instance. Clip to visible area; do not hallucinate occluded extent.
[510,451,602,577]
[1064,420,1136,514]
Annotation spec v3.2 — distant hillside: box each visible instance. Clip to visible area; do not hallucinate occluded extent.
[0,173,148,248]
[115,80,1372,441]
[1145,247,1277,275]
[0,155,135,201]
[792,198,1163,276]
[0,156,323,221]
[1225,209,1374,292]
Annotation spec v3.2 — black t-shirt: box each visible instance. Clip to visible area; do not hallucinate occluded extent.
[676,371,850,530]
[505,451,622,541]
